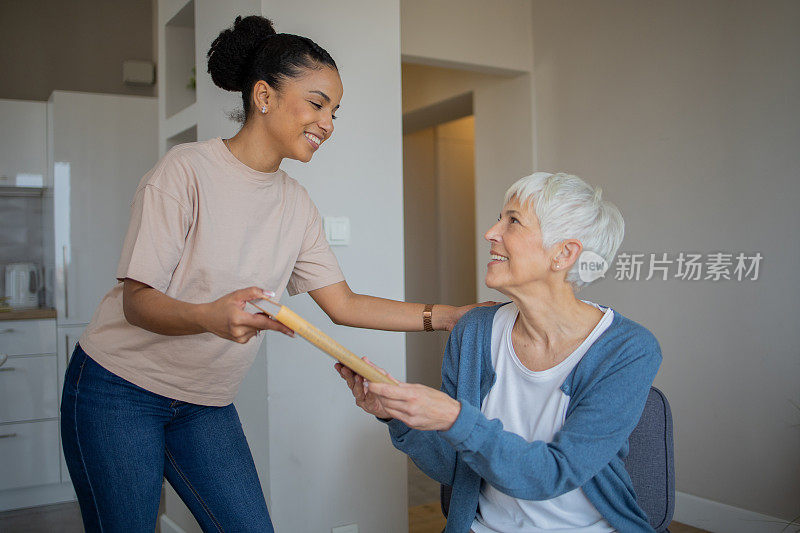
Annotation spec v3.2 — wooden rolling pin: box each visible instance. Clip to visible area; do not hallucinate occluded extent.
[248,299,397,385]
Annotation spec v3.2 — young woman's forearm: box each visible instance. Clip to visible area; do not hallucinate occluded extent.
[122,279,289,342]
[338,295,454,331]
[309,281,457,331]
[123,279,209,335]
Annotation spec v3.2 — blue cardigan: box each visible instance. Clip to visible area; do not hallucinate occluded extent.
[386,304,662,532]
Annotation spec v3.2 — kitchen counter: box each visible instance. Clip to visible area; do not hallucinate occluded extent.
[0,308,57,321]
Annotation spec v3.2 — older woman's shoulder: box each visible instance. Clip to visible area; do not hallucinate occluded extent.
[605,311,662,360]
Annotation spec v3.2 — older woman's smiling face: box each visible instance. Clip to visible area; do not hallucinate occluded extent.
[484,197,556,293]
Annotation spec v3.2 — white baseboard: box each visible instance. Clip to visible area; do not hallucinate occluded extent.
[159,514,187,533]
[675,491,794,533]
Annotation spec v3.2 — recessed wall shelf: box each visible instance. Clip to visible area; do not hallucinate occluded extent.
[164,0,196,119]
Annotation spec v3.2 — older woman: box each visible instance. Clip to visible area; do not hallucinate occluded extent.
[336,172,662,532]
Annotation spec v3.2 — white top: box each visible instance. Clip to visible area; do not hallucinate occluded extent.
[471,302,616,533]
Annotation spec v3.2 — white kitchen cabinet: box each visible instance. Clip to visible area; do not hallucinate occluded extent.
[0,320,59,424]
[49,91,158,326]
[0,354,58,423]
[0,99,47,187]
[0,319,56,355]
[0,420,61,492]
[0,318,73,511]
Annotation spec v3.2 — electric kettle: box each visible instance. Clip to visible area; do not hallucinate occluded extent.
[4,262,42,308]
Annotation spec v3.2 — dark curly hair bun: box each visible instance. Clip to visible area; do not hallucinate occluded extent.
[207,15,277,92]
[207,14,337,121]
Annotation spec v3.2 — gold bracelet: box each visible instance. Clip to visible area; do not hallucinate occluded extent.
[423,304,434,332]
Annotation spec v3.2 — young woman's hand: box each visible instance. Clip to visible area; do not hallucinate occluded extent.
[200,287,294,343]
[437,301,500,331]
[335,359,393,419]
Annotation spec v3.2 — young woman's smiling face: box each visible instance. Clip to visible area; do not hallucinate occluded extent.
[263,66,343,163]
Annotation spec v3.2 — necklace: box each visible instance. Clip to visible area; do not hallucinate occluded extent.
[223,138,231,151]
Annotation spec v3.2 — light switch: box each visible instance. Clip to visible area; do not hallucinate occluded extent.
[324,216,350,246]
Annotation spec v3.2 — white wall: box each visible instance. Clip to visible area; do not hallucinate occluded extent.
[530,0,800,525]
[401,0,532,74]
[259,1,407,532]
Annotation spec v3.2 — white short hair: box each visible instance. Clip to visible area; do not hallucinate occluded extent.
[504,172,624,290]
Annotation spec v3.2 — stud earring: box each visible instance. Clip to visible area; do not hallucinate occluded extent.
[261,105,267,114]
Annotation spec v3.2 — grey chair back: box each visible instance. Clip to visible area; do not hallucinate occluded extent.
[622,386,675,531]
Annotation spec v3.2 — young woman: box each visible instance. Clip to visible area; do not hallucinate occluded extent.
[61,15,480,532]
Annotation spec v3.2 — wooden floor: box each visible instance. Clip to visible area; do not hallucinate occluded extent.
[0,501,83,533]
[409,501,447,533]
[408,503,711,533]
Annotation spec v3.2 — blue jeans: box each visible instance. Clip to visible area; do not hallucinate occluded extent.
[60,344,273,532]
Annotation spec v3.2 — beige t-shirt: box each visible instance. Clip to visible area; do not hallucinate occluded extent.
[80,138,344,406]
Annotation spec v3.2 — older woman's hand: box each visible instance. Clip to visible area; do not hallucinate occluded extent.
[335,359,393,419]
[336,357,461,430]
[365,380,462,431]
